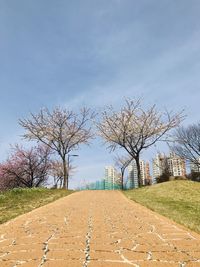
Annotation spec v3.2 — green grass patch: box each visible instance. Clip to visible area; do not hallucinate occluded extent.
[123,180,200,234]
[0,187,74,224]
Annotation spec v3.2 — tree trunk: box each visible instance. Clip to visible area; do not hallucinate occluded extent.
[135,156,142,187]
[62,157,67,189]
[121,168,124,190]
[60,178,63,188]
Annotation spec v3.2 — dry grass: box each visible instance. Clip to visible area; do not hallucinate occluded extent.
[0,187,73,224]
[124,180,200,233]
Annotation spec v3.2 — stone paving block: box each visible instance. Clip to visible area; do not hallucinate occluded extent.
[0,260,16,267]
[0,240,13,249]
[2,251,43,261]
[47,249,85,260]
[118,239,135,249]
[20,260,42,266]
[43,259,83,266]
[90,244,117,252]
[48,243,85,250]
[152,251,193,261]
[163,234,193,240]
[110,234,125,240]
[90,251,122,261]
[188,251,200,259]
[139,261,180,266]
[7,244,44,252]
[15,237,45,245]
[121,250,148,260]
[134,244,174,252]
[52,237,83,244]
[89,260,131,266]
[91,237,113,244]
[185,262,200,266]
[171,240,200,251]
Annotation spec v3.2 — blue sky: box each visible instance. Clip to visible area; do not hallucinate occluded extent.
[0,0,200,188]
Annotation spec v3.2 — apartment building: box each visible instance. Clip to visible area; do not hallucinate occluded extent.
[190,158,200,173]
[127,160,151,188]
[153,153,186,178]
[168,153,186,177]
[153,153,166,178]
[104,166,121,190]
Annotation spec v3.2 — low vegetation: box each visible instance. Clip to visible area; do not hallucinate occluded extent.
[124,180,200,234]
[0,188,73,224]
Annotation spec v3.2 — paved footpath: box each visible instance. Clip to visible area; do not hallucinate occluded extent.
[0,191,200,267]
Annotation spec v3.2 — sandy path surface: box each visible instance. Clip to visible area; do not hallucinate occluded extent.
[0,191,200,267]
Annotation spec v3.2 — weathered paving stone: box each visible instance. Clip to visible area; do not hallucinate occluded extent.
[0,260,43,267]
[139,262,180,266]
[118,239,135,249]
[171,240,200,250]
[133,244,174,252]
[2,251,43,260]
[0,261,17,267]
[7,244,44,252]
[46,249,84,260]
[90,244,118,251]
[18,260,42,266]
[185,263,200,266]
[90,251,122,260]
[89,261,131,266]
[0,240,14,249]
[48,243,85,250]
[0,191,200,266]
[43,259,83,266]
[121,250,148,260]
[188,251,200,259]
[152,251,194,261]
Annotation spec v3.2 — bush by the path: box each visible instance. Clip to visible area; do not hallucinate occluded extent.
[124,180,200,234]
[0,187,73,224]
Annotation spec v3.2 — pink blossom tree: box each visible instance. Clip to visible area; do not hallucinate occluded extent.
[0,145,51,190]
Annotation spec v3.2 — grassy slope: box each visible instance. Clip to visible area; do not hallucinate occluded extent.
[0,188,73,224]
[124,180,200,234]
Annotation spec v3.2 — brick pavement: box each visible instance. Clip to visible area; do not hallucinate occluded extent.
[0,191,200,266]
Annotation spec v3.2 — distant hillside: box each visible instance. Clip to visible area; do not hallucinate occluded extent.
[124,180,200,234]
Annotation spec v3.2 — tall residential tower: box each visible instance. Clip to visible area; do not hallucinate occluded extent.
[153,153,186,179]
[104,166,121,190]
[127,160,151,189]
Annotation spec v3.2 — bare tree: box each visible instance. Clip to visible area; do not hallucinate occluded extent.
[0,145,51,190]
[114,154,132,190]
[172,123,200,168]
[50,160,64,189]
[50,160,76,188]
[19,107,94,189]
[98,99,184,187]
